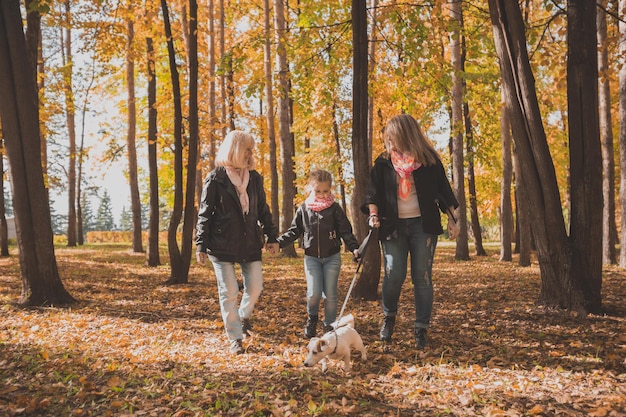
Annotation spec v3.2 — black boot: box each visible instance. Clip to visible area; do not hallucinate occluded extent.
[414,327,428,349]
[380,316,396,342]
[304,315,318,339]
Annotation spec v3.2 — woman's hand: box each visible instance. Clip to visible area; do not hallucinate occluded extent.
[447,218,460,239]
[368,214,380,228]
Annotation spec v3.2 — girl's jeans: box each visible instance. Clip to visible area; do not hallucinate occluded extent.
[209,258,263,341]
[381,217,438,329]
[304,252,341,326]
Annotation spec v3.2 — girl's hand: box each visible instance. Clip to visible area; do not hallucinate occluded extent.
[266,243,279,254]
[353,249,361,260]
[196,251,208,266]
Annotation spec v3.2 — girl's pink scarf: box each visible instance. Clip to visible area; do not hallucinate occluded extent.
[391,150,421,200]
[225,167,250,214]
[305,193,335,212]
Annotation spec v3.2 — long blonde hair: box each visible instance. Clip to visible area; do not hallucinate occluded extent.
[215,130,256,169]
[384,114,439,166]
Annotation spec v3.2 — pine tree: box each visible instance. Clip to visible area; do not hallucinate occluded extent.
[119,206,132,231]
[95,190,115,231]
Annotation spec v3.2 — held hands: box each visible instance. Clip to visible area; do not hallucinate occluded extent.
[196,251,208,266]
[266,242,279,255]
[368,214,380,228]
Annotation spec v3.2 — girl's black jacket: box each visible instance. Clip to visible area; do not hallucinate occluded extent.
[277,202,359,258]
[361,152,459,240]
[196,167,278,263]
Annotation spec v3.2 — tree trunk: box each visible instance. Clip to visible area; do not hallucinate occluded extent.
[0,137,8,256]
[274,0,297,257]
[146,36,160,267]
[464,102,486,256]
[449,0,470,260]
[567,0,602,313]
[62,0,77,247]
[488,0,577,310]
[161,0,186,284]
[597,0,617,265]
[207,0,217,168]
[513,150,531,266]
[351,0,379,301]
[499,94,513,262]
[263,0,279,227]
[126,17,144,253]
[179,0,199,283]
[619,0,626,267]
[333,101,347,214]
[0,0,75,305]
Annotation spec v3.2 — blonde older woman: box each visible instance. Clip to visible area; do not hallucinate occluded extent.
[196,130,279,355]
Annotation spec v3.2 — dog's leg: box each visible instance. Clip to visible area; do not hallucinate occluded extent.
[321,357,328,373]
[354,336,367,361]
[342,354,352,372]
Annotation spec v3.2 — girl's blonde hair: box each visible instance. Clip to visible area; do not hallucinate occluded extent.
[384,114,439,166]
[306,169,333,192]
[215,130,256,169]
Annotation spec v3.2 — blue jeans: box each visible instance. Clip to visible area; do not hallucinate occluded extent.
[381,217,438,329]
[209,258,263,341]
[304,252,341,326]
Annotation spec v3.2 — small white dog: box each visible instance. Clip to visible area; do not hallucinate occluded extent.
[303,314,367,372]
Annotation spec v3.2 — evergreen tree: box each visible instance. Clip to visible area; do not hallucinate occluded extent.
[80,193,96,235]
[95,190,115,231]
[119,206,132,231]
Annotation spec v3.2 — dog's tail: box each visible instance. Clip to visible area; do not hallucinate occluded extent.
[330,313,354,330]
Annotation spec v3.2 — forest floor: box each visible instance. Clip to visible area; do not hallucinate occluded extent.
[1,242,625,416]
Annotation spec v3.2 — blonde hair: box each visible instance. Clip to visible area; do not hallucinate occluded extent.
[306,169,333,192]
[384,114,439,166]
[215,130,256,169]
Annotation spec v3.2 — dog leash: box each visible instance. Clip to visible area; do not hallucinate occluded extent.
[336,228,374,324]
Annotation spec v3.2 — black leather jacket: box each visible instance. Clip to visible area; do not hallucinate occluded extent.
[196,167,278,263]
[277,202,359,258]
[361,152,459,239]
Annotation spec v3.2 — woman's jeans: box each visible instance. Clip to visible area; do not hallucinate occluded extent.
[210,258,263,341]
[381,217,438,329]
[304,252,341,326]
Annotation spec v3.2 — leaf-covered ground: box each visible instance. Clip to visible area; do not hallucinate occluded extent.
[1,243,625,416]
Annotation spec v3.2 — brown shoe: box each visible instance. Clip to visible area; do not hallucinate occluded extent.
[242,318,252,337]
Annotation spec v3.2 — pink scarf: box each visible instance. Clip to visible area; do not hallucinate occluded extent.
[225,167,250,214]
[390,150,421,200]
[305,193,335,212]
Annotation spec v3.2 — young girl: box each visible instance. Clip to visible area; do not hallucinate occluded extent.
[277,169,360,338]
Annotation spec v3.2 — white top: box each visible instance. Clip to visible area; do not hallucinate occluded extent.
[397,174,421,219]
